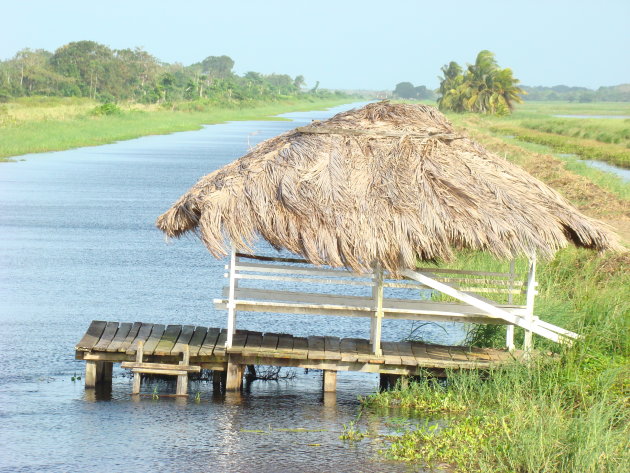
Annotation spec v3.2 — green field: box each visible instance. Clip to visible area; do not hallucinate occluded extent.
[0,96,359,161]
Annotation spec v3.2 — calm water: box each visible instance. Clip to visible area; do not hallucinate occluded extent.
[0,103,462,473]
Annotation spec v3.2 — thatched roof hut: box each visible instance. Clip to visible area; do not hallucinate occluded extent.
[156,102,618,274]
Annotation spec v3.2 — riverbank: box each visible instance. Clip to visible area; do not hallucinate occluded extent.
[354,103,629,472]
[0,96,359,161]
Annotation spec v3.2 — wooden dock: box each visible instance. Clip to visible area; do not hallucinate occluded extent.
[76,320,526,393]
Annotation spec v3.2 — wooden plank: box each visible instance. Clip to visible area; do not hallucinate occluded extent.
[226,330,248,354]
[236,252,308,264]
[117,322,142,352]
[324,336,342,361]
[93,322,120,352]
[340,338,359,362]
[199,328,221,357]
[275,334,294,356]
[188,326,209,357]
[76,320,108,351]
[234,261,366,279]
[397,341,418,366]
[242,332,263,356]
[154,325,182,356]
[259,333,280,353]
[126,323,154,355]
[355,338,374,363]
[172,325,195,355]
[106,323,133,352]
[131,368,187,376]
[307,336,326,360]
[425,344,453,362]
[235,272,373,287]
[121,362,201,372]
[292,337,309,358]
[402,269,563,343]
[212,329,228,357]
[410,342,431,362]
[381,341,402,365]
[142,324,166,355]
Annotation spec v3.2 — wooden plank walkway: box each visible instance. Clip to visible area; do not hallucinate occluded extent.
[76,320,525,378]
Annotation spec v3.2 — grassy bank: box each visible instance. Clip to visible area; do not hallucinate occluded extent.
[0,96,360,161]
[356,102,629,472]
[362,248,629,472]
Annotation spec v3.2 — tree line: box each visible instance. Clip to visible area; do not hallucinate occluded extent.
[0,41,325,104]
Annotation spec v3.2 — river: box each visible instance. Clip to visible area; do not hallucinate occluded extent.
[0,103,465,473]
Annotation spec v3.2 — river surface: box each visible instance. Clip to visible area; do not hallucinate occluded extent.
[0,102,464,473]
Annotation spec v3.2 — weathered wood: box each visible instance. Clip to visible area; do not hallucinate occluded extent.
[242,332,263,357]
[85,360,97,388]
[132,340,144,394]
[176,345,190,396]
[307,336,326,360]
[154,325,182,356]
[93,322,120,351]
[292,337,309,359]
[381,341,402,365]
[76,320,108,351]
[118,322,142,352]
[106,323,133,352]
[199,328,221,357]
[121,362,201,372]
[187,326,209,357]
[259,333,280,353]
[323,370,337,392]
[143,324,166,355]
[227,331,248,354]
[340,338,358,362]
[213,329,228,357]
[126,323,153,355]
[172,325,195,355]
[131,368,187,376]
[324,336,342,361]
[225,356,244,391]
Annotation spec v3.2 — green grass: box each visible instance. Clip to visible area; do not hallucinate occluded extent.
[521,117,630,147]
[488,125,630,168]
[0,96,359,161]
[364,248,629,472]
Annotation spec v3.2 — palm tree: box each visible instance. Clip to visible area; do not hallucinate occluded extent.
[437,51,524,115]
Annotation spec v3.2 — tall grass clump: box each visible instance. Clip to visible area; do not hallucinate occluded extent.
[364,248,629,472]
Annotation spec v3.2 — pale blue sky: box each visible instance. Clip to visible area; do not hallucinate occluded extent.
[2,0,628,90]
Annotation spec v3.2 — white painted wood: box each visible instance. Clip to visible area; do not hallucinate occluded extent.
[371,266,384,356]
[523,257,537,352]
[226,246,237,349]
[234,261,368,279]
[401,269,562,343]
[506,260,516,351]
[235,272,374,287]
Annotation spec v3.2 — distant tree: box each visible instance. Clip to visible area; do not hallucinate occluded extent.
[393,81,417,99]
[200,55,234,79]
[437,51,524,115]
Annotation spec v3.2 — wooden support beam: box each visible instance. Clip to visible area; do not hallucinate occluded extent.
[226,246,237,349]
[506,260,516,351]
[322,370,337,392]
[370,266,384,357]
[523,257,537,353]
[176,345,190,396]
[131,341,144,395]
[225,356,244,391]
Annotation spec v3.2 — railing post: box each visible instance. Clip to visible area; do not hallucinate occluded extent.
[523,256,537,353]
[505,259,516,351]
[225,246,237,349]
[370,265,384,356]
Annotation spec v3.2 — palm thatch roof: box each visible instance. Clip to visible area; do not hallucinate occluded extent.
[156,102,619,274]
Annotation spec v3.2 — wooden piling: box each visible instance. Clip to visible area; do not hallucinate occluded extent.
[323,370,337,392]
[225,356,244,391]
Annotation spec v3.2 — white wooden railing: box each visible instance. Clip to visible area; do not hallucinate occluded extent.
[214,249,578,356]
